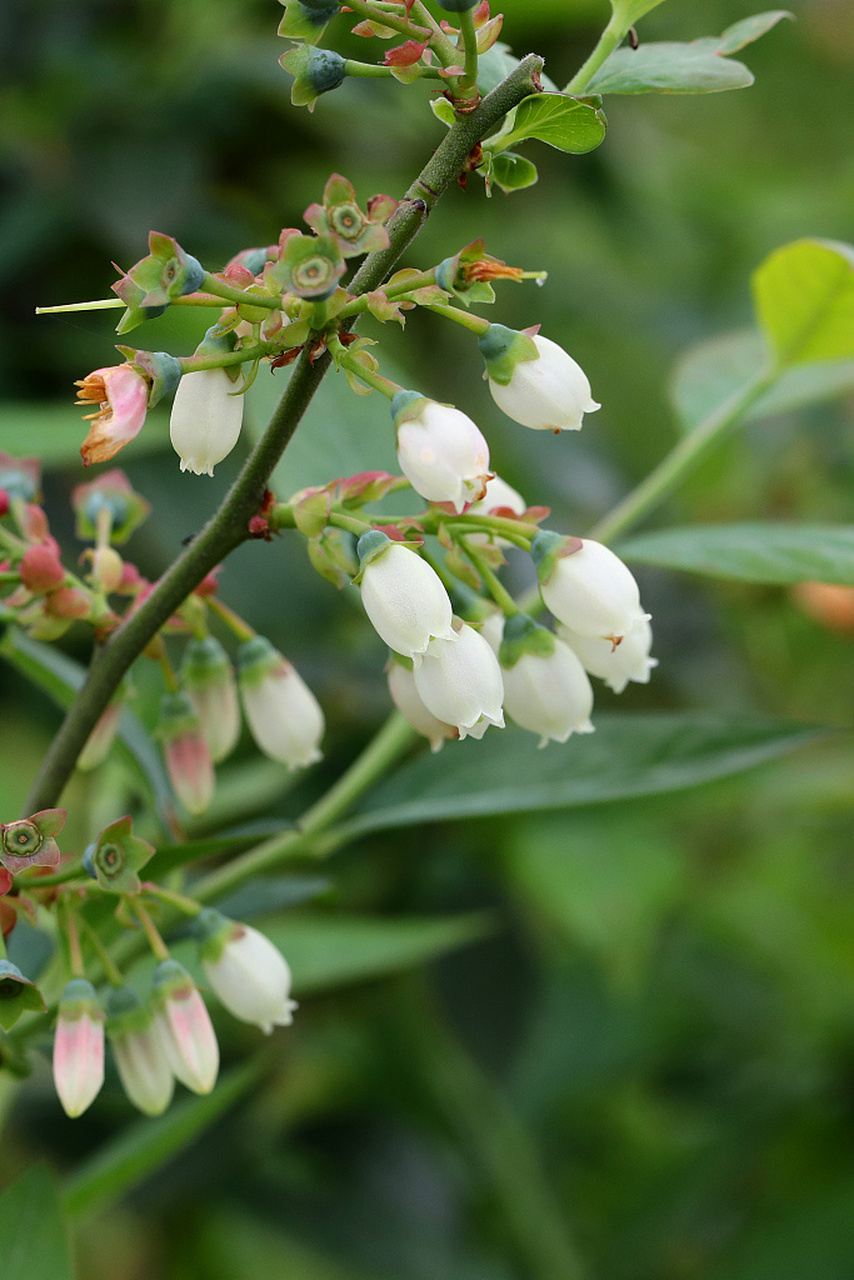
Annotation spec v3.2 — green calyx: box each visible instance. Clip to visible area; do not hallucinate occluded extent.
[121,349,183,408]
[390,389,428,426]
[58,978,103,1020]
[106,986,153,1036]
[237,635,281,686]
[530,529,584,582]
[477,323,539,386]
[151,958,193,999]
[181,637,232,691]
[156,690,203,740]
[356,529,392,572]
[280,46,347,110]
[82,814,153,895]
[499,612,556,669]
[277,233,346,300]
[278,0,340,44]
[0,960,46,1031]
[194,907,240,963]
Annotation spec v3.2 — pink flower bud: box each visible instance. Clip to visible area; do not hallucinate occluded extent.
[75,365,149,466]
[392,392,491,513]
[152,960,219,1095]
[53,979,105,1118]
[19,542,65,593]
[181,637,241,763]
[157,691,215,815]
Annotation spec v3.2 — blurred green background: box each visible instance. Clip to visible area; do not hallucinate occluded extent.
[2,1,854,1277]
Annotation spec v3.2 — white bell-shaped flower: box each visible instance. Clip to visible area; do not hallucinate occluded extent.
[501,634,595,746]
[559,615,657,693]
[393,392,491,513]
[414,620,505,741]
[107,987,175,1117]
[533,532,649,643]
[238,636,324,769]
[169,368,244,476]
[197,910,297,1035]
[387,658,459,752]
[479,325,599,432]
[357,532,456,662]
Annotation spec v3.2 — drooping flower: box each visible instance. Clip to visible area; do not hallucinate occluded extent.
[559,615,657,693]
[156,691,216,815]
[387,657,459,752]
[238,636,325,769]
[181,636,242,763]
[392,392,492,514]
[531,532,649,643]
[75,365,150,466]
[0,809,65,875]
[414,620,505,741]
[151,960,219,1095]
[357,531,456,662]
[195,909,298,1034]
[169,369,244,477]
[499,615,595,746]
[107,987,175,1116]
[478,324,599,432]
[52,979,105,1118]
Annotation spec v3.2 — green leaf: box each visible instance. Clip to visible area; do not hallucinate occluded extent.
[496,93,607,155]
[670,330,854,432]
[588,44,754,95]
[62,1063,259,1220]
[617,523,854,585]
[489,151,539,193]
[752,238,854,368]
[260,911,494,994]
[611,0,670,24]
[0,628,174,832]
[713,10,793,56]
[343,715,824,834]
[0,1164,73,1280]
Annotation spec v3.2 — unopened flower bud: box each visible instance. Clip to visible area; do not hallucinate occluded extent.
[357,531,456,662]
[499,615,595,745]
[387,657,459,752]
[238,636,324,769]
[169,368,244,477]
[156,691,215,815]
[392,392,491,514]
[181,637,241,763]
[479,325,599,432]
[414,620,505,741]
[19,543,65,593]
[195,909,298,1034]
[151,959,219,1095]
[107,987,175,1116]
[532,532,649,643]
[53,979,105,1118]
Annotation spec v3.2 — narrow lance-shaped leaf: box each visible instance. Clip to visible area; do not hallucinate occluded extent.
[0,1165,73,1280]
[616,524,854,586]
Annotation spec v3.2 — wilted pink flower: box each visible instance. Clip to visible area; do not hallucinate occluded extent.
[75,365,149,466]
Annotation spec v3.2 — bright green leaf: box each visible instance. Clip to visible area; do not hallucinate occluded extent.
[670,330,854,432]
[496,93,607,155]
[489,151,539,193]
[0,1164,73,1280]
[617,523,854,585]
[344,715,824,834]
[260,911,494,994]
[588,43,754,94]
[752,238,854,368]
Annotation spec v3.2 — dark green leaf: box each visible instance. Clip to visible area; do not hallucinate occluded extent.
[0,1164,73,1280]
[617,523,854,585]
[343,715,824,834]
[497,93,607,154]
[260,911,494,994]
[588,44,754,95]
[0,628,174,831]
[752,238,854,368]
[670,330,854,432]
[62,1063,259,1220]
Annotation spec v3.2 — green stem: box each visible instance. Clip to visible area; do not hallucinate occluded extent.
[457,6,480,94]
[330,338,401,399]
[23,52,544,817]
[144,884,202,917]
[198,272,280,310]
[461,539,519,615]
[564,13,626,94]
[344,59,442,81]
[342,0,428,40]
[589,367,776,545]
[205,595,256,643]
[78,915,124,986]
[409,0,459,68]
[180,343,276,373]
[191,711,416,903]
[337,268,438,321]
[134,900,170,963]
[423,302,490,335]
